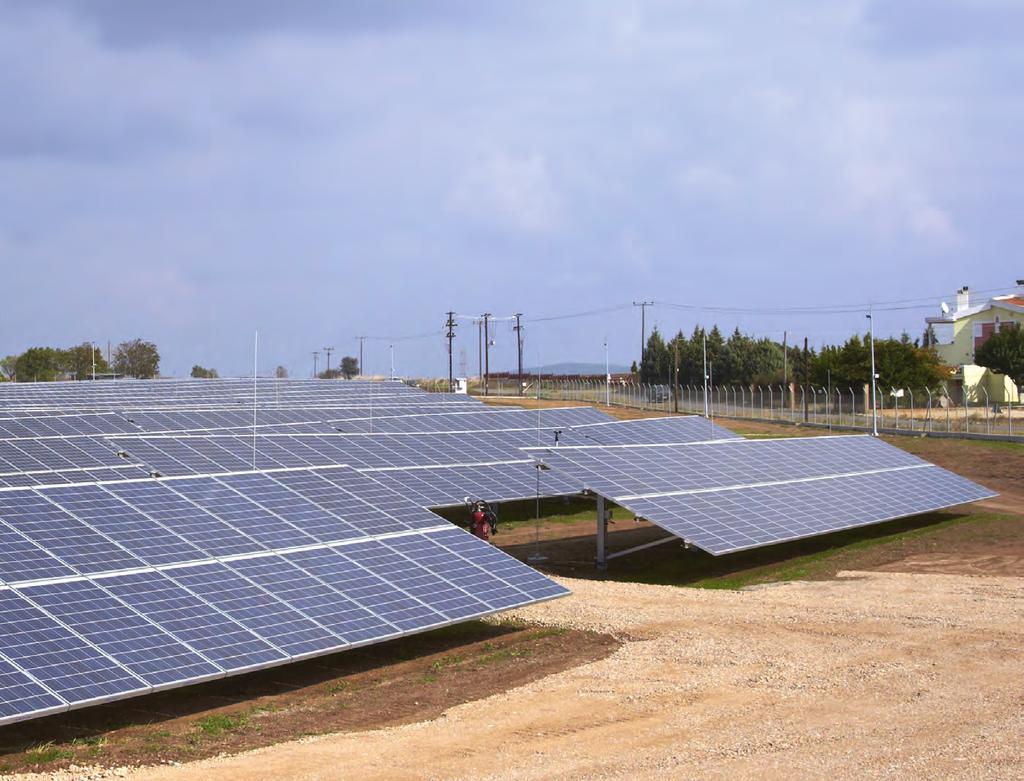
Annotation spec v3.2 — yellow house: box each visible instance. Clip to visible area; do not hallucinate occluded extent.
[925,284,1023,404]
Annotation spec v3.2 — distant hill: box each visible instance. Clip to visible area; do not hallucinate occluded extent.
[523,362,630,376]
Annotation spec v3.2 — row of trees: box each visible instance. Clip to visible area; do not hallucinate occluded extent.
[637,326,950,390]
[1,340,160,381]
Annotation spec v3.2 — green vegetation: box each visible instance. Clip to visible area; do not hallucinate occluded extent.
[609,511,1012,590]
[434,496,622,531]
[112,338,160,379]
[3,339,160,380]
[975,323,1024,388]
[190,364,219,378]
[193,711,249,737]
[638,324,949,390]
[23,742,74,765]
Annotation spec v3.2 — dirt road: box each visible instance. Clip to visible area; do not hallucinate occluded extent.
[47,570,1021,781]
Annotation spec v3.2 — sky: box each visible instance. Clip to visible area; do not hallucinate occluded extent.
[1,0,1021,378]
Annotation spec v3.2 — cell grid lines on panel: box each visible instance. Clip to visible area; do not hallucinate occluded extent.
[227,555,395,644]
[100,570,286,671]
[387,533,535,611]
[20,579,221,687]
[166,476,318,550]
[428,528,570,601]
[39,484,207,566]
[333,406,614,434]
[0,491,144,574]
[216,472,355,544]
[526,435,929,499]
[562,416,740,446]
[364,461,576,508]
[0,589,148,704]
[104,480,266,557]
[163,562,340,657]
[622,465,996,555]
[0,512,76,583]
[311,467,447,531]
[285,545,445,632]
[259,470,370,541]
[0,655,67,722]
[341,538,490,620]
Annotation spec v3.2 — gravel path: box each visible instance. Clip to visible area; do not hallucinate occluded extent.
[10,571,1024,781]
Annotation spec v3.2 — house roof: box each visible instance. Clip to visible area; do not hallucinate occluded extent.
[925,296,1024,325]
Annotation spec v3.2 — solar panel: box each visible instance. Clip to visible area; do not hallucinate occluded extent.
[559,416,739,446]
[364,461,580,507]
[332,406,613,434]
[528,435,996,555]
[0,464,568,726]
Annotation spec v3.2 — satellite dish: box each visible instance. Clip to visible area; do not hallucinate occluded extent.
[941,301,950,314]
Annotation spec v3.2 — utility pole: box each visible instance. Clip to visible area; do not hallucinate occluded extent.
[867,306,878,436]
[633,300,653,366]
[803,336,809,423]
[389,344,395,380]
[604,337,610,406]
[477,319,483,386]
[513,313,524,396]
[702,329,709,418]
[312,351,319,378]
[356,336,365,377]
[782,330,788,410]
[482,313,492,396]
[323,346,335,377]
[445,312,457,392]
[673,340,679,414]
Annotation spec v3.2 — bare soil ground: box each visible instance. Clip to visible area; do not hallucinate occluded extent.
[28,571,1023,781]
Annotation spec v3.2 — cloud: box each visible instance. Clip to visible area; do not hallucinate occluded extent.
[0,0,1019,376]
[447,151,562,234]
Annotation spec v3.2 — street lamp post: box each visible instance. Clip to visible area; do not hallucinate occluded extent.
[604,337,610,406]
[867,307,878,436]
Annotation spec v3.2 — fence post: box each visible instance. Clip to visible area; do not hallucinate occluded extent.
[965,387,970,434]
[908,388,914,432]
[925,387,932,432]
[982,387,990,434]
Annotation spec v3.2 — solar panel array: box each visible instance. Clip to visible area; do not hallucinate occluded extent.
[0,464,567,725]
[527,435,996,555]
[0,379,597,726]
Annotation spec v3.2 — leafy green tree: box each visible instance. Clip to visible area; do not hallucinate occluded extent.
[274,365,288,378]
[975,324,1024,388]
[114,339,160,378]
[0,355,17,381]
[61,343,110,380]
[340,356,359,379]
[811,333,947,389]
[190,365,218,379]
[14,347,63,381]
[639,328,670,384]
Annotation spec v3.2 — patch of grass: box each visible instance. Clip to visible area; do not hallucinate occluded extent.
[686,511,1013,590]
[476,643,532,665]
[70,735,107,757]
[193,711,249,737]
[325,680,351,695]
[23,742,74,765]
[523,626,568,641]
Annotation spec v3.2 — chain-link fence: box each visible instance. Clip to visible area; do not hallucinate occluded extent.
[452,378,1021,440]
